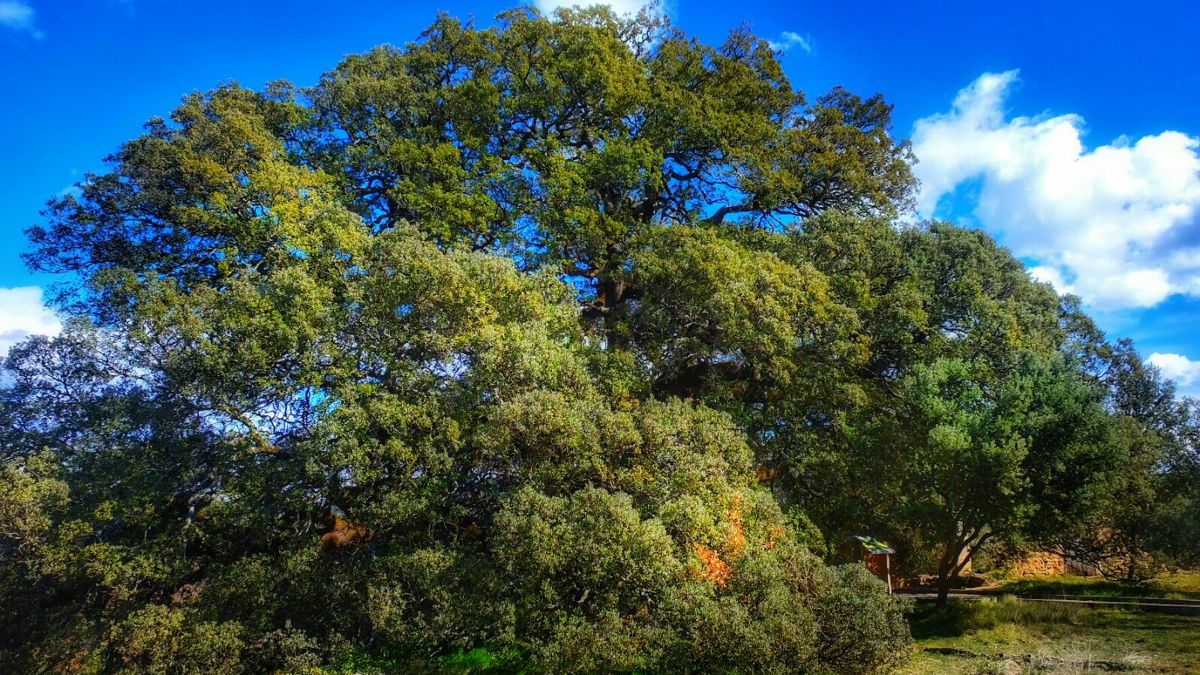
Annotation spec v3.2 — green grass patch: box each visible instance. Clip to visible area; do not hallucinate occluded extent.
[323,646,527,674]
[902,595,1200,673]
[1152,571,1200,598]
[438,647,527,673]
[998,571,1200,600]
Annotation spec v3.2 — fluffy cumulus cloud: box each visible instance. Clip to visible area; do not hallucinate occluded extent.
[768,31,813,54]
[0,1,43,38]
[1148,352,1200,391]
[0,286,61,358]
[534,0,655,15]
[913,70,1200,311]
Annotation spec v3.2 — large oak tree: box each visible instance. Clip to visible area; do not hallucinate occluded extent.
[0,4,1146,672]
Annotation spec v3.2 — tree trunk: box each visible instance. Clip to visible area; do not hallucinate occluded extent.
[935,542,963,608]
[936,582,951,606]
[935,563,953,607]
[935,532,988,607]
[596,247,628,350]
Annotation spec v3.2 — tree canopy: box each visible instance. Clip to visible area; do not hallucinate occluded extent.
[2,5,1195,673]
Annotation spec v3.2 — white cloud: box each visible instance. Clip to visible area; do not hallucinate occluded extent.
[913,70,1200,311]
[1148,353,1200,392]
[0,1,43,38]
[534,0,655,15]
[1028,265,1075,295]
[768,31,813,54]
[0,287,61,358]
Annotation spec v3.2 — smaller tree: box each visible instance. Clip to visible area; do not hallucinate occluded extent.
[1048,341,1200,582]
[1156,398,1200,569]
[889,355,1114,604]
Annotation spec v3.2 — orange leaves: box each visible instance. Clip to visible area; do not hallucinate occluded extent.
[319,515,370,550]
[763,524,784,551]
[462,521,485,540]
[755,465,781,485]
[725,492,747,561]
[692,492,753,587]
[693,543,732,587]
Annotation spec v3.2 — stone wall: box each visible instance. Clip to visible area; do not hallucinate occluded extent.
[1008,550,1067,577]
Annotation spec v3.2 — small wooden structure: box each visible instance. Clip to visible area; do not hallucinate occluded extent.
[854,535,896,593]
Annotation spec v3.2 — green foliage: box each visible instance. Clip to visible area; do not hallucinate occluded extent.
[627,225,850,400]
[437,647,526,673]
[1047,341,1200,582]
[2,3,1180,673]
[108,606,246,675]
[495,486,681,623]
[886,354,1117,593]
[0,450,69,573]
[812,564,913,673]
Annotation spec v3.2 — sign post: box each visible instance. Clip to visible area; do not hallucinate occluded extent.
[852,535,896,594]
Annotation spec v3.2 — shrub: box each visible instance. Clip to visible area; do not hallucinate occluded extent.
[109,606,246,675]
[810,563,912,674]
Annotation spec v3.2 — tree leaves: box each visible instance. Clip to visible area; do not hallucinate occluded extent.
[1,4,1163,672]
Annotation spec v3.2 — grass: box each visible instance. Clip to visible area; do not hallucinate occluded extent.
[324,646,526,674]
[996,571,1200,601]
[1154,572,1200,598]
[438,647,527,673]
[899,595,1200,674]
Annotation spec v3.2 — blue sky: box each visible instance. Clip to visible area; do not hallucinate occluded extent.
[3,0,1200,391]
